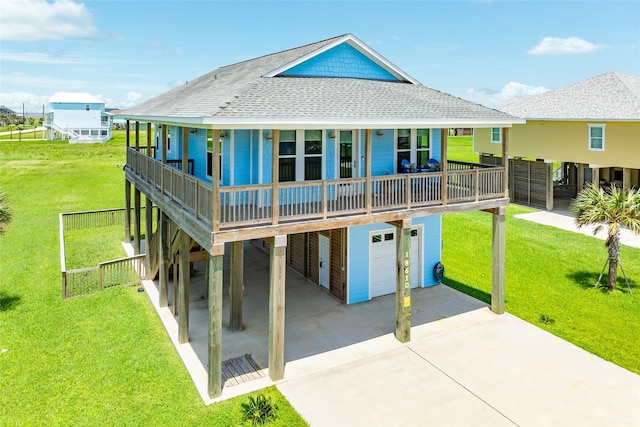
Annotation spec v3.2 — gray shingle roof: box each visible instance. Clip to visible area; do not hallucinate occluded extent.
[123,34,520,126]
[500,72,640,120]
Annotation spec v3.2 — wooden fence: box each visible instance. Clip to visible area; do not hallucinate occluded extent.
[60,208,146,298]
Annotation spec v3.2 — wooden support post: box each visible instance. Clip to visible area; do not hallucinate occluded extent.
[395,219,412,343]
[125,119,130,148]
[182,127,189,173]
[178,229,190,343]
[212,130,221,232]
[135,121,140,150]
[158,212,169,307]
[592,167,600,186]
[365,129,372,215]
[545,162,554,211]
[491,208,506,314]
[440,129,448,205]
[271,129,280,226]
[501,128,509,198]
[208,244,224,398]
[161,124,167,193]
[229,240,244,331]
[133,188,141,255]
[173,254,178,316]
[145,197,153,277]
[269,235,287,380]
[146,122,152,154]
[124,179,131,243]
[622,168,630,190]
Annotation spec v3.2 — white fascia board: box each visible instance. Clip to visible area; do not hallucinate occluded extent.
[526,117,639,122]
[264,34,420,85]
[202,118,524,129]
[121,115,205,126]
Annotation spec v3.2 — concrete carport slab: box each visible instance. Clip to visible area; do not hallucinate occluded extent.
[278,311,640,426]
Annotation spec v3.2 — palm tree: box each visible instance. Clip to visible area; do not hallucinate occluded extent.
[571,183,640,290]
[0,188,13,235]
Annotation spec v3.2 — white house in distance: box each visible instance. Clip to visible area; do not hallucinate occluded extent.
[45,92,112,143]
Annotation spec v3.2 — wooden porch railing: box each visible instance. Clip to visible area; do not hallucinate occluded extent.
[127,148,505,229]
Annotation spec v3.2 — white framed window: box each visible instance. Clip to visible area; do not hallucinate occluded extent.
[395,128,431,172]
[491,128,501,144]
[588,124,605,151]
[278,129,323,182]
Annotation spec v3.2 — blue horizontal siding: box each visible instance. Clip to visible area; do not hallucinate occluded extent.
[280,43,399,81]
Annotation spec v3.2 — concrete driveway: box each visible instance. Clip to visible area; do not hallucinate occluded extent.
[278,307,640,426]
[140,240,640,426]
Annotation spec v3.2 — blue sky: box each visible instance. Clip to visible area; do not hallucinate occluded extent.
[1,0,639,114]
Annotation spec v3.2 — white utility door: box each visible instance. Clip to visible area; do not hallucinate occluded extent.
[319,234,330,289]
[369,228,421,298]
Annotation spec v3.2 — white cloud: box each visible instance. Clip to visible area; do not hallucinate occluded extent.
[0,92,50,113]
[1,51,85,64]
[464,82,549,108]
[119,92,143,108]
[0,0,96,41]
[528,36,604,55]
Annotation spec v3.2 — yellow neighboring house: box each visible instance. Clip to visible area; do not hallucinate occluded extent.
[474,71,640,210]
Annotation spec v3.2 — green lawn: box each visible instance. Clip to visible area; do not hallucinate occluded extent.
[446,135,478,163]
[0,136,307,425]
[443,207,640,374]
[1,133,638,425]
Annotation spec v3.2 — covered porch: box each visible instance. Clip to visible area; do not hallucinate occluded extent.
[135,240,493,403]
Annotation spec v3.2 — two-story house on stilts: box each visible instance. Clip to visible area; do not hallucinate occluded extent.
[122,34,522,398]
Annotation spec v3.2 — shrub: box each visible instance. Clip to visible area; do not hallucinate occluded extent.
[241,393,278,426]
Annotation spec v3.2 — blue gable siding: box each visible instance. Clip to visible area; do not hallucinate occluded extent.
[347,215,442,305]
[280,43,399,81]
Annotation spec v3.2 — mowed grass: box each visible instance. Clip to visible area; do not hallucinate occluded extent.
[444,136,640,374]
[0,135,307,425]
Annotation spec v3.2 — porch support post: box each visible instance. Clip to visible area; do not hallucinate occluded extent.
[269,235,287,380]
[182,127,189,173]
[395,218,412,343]
[229,240,244,331]
[491,207,506,314]
[145,197,153,277]
[161,125,167,194]
[577,164,585,190]
[158,212,169,307]
[146,122,152,154]
[125,119,130,148]
[545,162,554,211]
[212,130,221,232]
[178,229,191,343]
[124,179,131,243]
[133,188,141,255]
[622,168,630,190]
[501,128,509,198]
[365,129,372,214]
[440,129,448,205]
[271,130,280,225]
[592,167,600,186]
[208,243,224,398]
[135,121,140,150]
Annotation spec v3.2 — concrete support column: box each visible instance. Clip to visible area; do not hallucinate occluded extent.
[158,212,169,307]
[124,180,131,243]
[208,244,224,398]
[395,219,412,343]
[178,229,190,344]
[229,241,244,331]
[269,235,287,381]
[491,208,506,314]
[133,188,141,255]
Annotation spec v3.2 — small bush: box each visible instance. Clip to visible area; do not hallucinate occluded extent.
[539,313,555,325]
[241,393,278,426]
